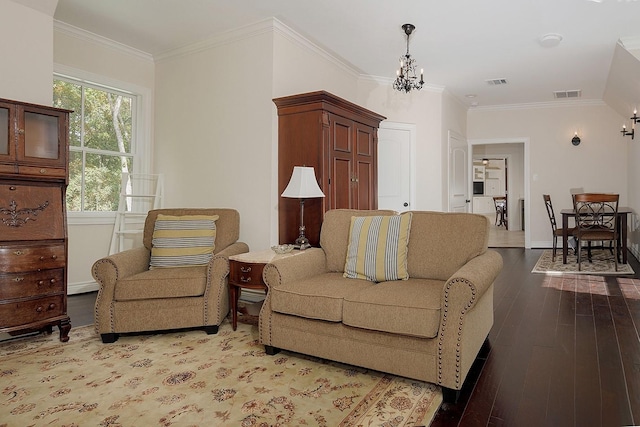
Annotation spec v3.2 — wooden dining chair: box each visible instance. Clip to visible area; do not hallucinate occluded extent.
[493,196,508,229]
[572,193,619,271]
[543,194,575,262]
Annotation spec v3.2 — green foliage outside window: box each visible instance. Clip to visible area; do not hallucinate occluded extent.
[53,78,134,212]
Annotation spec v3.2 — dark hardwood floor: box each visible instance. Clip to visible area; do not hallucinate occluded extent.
[67,248,640,426]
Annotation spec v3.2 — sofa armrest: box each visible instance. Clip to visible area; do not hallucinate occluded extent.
[92,246,151,334]
[262,248,328,290]
[437,249,503,390]
[204,241,250,325]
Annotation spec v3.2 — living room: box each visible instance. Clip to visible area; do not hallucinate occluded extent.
[2,0,640,425]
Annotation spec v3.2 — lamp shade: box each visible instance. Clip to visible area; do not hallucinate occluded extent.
[281,166,325,199]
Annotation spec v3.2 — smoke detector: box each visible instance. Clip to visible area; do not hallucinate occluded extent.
[539,33,563,48]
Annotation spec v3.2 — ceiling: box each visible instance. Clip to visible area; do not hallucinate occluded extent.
[46,0,640,108]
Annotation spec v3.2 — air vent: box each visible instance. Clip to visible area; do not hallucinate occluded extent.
[553,90,582,99]
[486,78,508,86]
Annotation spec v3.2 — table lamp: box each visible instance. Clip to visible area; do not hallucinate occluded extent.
[281,166,325,250]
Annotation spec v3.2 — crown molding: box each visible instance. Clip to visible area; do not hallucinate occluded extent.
[470,98,607,112]
[620,36,640,51]
[54,20,153,62]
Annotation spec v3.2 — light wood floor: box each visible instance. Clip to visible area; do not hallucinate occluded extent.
[484,214,525,248]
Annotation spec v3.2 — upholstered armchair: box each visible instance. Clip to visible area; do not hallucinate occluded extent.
[92,208,249,343]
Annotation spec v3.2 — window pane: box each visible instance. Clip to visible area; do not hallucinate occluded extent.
[84,153,132,211]
[53,80,81,147]
[67,151,82,212]
[84,88,132,153]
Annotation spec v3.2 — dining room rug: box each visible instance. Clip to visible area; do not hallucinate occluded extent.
[0,320,442,426]
[532,249,634,275]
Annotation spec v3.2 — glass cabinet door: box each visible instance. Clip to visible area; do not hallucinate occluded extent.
[0,101,14,162]
[17,106,66,167]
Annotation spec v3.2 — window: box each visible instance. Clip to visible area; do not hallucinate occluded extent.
[53,76,135,212]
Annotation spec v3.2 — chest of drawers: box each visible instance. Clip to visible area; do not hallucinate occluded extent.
[0,98,71,342]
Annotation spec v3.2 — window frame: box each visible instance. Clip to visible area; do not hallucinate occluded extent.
[54,64,152,226]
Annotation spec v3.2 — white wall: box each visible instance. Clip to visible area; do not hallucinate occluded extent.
[468,102,627,247]
[0,0,53,105]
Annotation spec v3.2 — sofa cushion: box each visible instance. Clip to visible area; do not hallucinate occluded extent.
[270,273,375,322]
[114,266,208,301]
[407,211,489,281]
[343,213,412,282]
[342,278,444,338]
[149,214,219,268]
[320,209,397,272]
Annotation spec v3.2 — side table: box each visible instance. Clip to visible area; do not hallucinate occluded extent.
[228,249,301,331]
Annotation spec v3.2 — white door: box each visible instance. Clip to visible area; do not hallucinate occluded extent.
[448,131,469,212]
[378,123,413,212]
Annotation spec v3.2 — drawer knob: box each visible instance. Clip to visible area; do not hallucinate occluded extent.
[39,256,44,261]
[38,280,45,286]
[240,266,252,273]
[50,278,56,284]
[9,186,16,191]
[240,276,251,283]
[13,277,24,282]
[51,255,57,260]
[13,250,24,256]
[36,305,43,313]
[40,169,47,174]
[48,303,56,310]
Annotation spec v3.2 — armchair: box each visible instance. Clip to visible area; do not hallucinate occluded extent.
[92,208,249,343]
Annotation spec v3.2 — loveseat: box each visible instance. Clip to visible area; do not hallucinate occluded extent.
[259,209,502,401]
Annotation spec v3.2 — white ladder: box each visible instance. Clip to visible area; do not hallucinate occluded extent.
[109,173,164,254]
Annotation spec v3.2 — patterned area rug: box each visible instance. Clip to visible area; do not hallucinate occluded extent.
[532,249,634,275]
[0,320,442,426]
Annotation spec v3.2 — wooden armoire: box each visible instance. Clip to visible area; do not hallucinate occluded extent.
[0,98,72,342]
[274,91,386,247]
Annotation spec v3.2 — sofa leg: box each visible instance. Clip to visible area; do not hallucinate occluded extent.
[264,345,280,355]
[100,333,119,344]
[203,325,219,335]
[442,387,461,404]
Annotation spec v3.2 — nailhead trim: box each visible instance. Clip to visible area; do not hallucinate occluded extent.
[92,258,119,335]
[437,278,477,388]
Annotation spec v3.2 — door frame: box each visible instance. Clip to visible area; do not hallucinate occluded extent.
[469,137,531,249]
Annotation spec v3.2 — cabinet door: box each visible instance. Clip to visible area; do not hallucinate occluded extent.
[353,122,377,209]
[0,183,65,241]
[16,105,67,168]
[0,101,15,164]
[329,114,353,209]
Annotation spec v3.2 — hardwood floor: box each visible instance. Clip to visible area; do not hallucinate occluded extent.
[67,248,640,426]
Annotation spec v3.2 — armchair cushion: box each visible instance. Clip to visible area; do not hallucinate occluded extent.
[114,266,208,301]
[343,213,412,282]
[149,214,219,268]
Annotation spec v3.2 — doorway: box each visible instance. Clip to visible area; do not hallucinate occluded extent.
[470,140,528,248]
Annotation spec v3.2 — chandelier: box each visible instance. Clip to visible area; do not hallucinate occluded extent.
[393,23,424,93]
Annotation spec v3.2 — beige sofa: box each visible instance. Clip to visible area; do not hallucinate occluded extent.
[92,208,249,343]
[259,209,502,402]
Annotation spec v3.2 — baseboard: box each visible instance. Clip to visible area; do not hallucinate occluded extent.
[68,280,99,295]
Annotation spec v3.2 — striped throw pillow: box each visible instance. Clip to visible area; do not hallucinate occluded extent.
[149,214,219,268]
[343,213,412,282]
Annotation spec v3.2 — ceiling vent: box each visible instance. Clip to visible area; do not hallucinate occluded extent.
[554,90,582,99]
[486,78,508,86]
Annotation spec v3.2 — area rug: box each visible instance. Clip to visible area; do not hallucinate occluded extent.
[532,249,634,275]
[0,321,442,426]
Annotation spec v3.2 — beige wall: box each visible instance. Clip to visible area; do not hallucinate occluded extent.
[0,0,53,105]
[468,102,628,247]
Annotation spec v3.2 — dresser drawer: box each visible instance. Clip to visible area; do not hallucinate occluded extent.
[0,268,64,299]
[18,165,66,179]
[0,244,65,273]
[0,182,64,241]
[229,261,266,286]
[0,295,65,328]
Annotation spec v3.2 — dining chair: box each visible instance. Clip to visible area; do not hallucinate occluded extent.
[543,194,575,262]
[572,193,619,271]
[493,196,508,229]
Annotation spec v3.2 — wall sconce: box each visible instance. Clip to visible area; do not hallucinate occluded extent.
[620,109,639,140]
[571,132,581,146]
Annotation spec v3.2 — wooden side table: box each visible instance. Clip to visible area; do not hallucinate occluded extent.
[228,250,300,331]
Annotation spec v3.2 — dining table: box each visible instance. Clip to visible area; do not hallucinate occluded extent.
[560,207,632,264]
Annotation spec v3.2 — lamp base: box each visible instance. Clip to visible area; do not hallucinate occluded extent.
[293,225,311,250]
